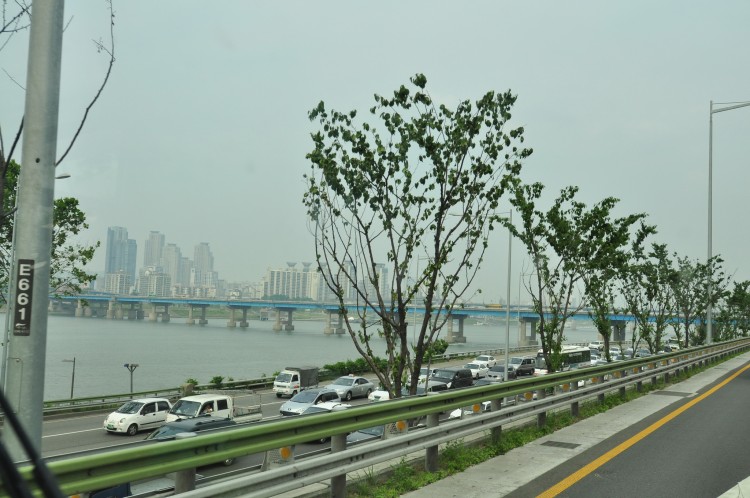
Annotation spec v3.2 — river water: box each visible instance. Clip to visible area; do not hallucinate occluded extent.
[3,313,601,401]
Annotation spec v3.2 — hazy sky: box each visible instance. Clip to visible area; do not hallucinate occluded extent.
[2,2,749,302]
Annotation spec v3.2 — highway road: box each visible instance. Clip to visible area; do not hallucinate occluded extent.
[506,359,750,497]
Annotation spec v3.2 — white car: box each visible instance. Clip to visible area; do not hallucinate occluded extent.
[368,389,391,402]
[104,398,172,435]
[463,362,489,379]
[473,355,497,367]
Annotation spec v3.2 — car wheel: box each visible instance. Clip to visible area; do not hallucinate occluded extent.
[366,388,372,396]
[345,391,352,401]
[126,424,138,436]
[292,390,297,396]
[223,457,234,466]
[276,392,282,398]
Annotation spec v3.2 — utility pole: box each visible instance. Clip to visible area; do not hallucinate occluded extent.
[2,0,65,461]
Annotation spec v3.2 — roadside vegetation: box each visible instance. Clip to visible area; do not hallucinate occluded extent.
[345,352,736,498]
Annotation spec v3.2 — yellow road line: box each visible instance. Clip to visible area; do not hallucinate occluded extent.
[538,363,750,497]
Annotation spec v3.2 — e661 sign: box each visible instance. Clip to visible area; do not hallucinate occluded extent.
[13,259,34,336]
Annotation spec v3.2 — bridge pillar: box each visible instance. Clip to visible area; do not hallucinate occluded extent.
[240,308,249,328]
[518,317,539,346]
[228,308,237,328]
[148,304,158,322]
[187,305,195,325]
[106,299,116,319]
[446,315,467,343]
[198,305,207,326]
[114,302,124,320]
[610,320,628,342]
[75,299,85,317]
[273,309,294,332]
[161,304,170,323]
[324,311,345,335]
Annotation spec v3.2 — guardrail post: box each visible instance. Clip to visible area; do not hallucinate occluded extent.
[425,412,439,472]
[570,381,579,418]
[536,388,546,427]
[489,399,503,443]
[174,432,197,493]
[597,375,605,403]
[619,370,626,399]
[331,433,347,498]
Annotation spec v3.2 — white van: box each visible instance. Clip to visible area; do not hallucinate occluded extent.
[166,394,232,422]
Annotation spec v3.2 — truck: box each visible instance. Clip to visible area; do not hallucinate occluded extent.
[273,366,319,398]
[166,393,262,423]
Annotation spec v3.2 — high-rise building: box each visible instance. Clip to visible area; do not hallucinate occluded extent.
[163,243,183,286]
[143,231,166,269]
[104,226,137,282]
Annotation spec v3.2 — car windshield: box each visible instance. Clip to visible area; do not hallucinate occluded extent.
[358,425,385,437]
[331,377,354,386]
[510,357,523,365]
[290,390,319,403]
[116,401,144,414]
[276,373,292,382]
[146,424,188,440]
[477,356,490,361]
[432,370,454,379]
[465,363,480,369]
[490,366,505,372]
[170,400,200,416]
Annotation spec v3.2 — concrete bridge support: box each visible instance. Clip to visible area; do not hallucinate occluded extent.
[518,317,539,346]
[228,308,237,328]
[446,315,467,344]
[239,308,249,328]
[147,304,171,323]
[324,310,346,335]
[186,305,208,326]
[75,299,87,317]
[273,309,295,332]
[610,320,628,342]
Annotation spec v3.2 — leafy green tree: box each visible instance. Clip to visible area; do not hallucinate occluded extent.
[0,161,98,304]
[716,281,750,340]
[621,243,677,354]
[304,74,531,397]
[507,184,586,372]
[670,255,727,347]
[573,198,652,360]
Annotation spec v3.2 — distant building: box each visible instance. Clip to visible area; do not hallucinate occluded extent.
[101,270,131,295]
[103,226,137,290]
[136,266,171,297]
[143,231,166,268]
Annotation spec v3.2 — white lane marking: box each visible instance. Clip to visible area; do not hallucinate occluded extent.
[43,428,103,438]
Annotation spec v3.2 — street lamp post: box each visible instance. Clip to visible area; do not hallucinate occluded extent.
[123,363,139,394]
[503,210,513,382]
[62,357,75,399]
[707,100,750,345]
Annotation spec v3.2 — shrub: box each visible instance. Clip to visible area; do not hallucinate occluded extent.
[210,376,224,388]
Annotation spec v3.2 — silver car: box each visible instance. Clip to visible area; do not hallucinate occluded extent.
[325,376,375,401]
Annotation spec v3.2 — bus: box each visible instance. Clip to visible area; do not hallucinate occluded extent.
[535,345,592,374]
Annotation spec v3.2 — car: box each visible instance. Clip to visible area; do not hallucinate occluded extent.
[418,367,439,383]
[473,355,497,367]
[103,398,172,436]
[325,375,375,401]
[144,415,238,465]
[279,388,341,416]
[511,357,537,377]
[347,424,385,445]
[463,362,489,379]
[448,397,517,419]
[486,364,517,381]
[430,367,474,389]
[368,389,390,402]
[297,401,352,442]
[588,340,605,351]
[403,380,449,395]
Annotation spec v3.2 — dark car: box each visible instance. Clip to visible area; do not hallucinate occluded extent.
[145,415,238,466]
[486,365,517,381]
[430,367,473,389]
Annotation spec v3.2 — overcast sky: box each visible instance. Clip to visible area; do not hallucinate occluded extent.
[2,1,749,302]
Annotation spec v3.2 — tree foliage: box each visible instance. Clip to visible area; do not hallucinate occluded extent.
[0,161,99,304]
[304,74,531,397]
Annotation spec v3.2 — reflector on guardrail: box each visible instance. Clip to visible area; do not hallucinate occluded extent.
[386,420,409,437]
[262,445,296,470]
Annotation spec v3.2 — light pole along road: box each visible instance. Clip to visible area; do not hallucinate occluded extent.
[707,100,750,345]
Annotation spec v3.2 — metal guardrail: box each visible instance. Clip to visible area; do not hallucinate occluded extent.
[8,339,745,497]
